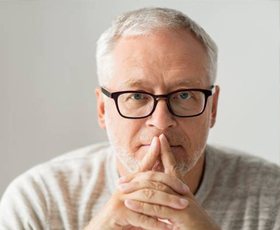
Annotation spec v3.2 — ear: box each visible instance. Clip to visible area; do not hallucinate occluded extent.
[210,85,220,128]
[96,88,106,129]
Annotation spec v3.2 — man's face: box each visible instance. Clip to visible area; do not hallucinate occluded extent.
[96,29,219,177]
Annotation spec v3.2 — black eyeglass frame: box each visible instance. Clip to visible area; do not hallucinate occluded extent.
[101,86,215,119]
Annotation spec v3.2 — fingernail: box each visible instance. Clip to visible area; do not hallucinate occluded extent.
[124,199,131,207]
[124,199,138,209]
[179,198,189,207]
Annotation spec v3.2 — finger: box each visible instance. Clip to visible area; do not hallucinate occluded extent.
[124,208,172,230]
[125,196,220,230]
[119,171,189,195]
[124,199,180,221]
[138,136,160,172]
[159,134,179,178]
[119,137,160,184]
[124,189,189,209]
[118,180,174,194]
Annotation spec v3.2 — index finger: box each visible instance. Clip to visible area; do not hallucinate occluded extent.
[119,136,160,183]
[159,134,180,178]
[138,136,160,172]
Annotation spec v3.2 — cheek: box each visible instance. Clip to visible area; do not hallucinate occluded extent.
[180,109,212,149]
[104,103,142,150]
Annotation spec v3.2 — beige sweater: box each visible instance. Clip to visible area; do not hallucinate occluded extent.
[1,143,280,230]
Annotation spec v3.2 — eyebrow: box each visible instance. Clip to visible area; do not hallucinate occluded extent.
[122,79,147,88]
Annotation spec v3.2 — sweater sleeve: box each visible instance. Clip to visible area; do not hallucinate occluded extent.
[0,169,49,230]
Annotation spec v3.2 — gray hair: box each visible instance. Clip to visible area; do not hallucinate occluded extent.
[96,7,218,86]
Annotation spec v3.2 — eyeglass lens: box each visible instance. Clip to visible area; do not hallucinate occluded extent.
[117,91,206,118]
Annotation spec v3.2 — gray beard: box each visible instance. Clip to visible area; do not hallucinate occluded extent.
[105,113,204,177]
[111,144,203,177]
[113,146,140,173]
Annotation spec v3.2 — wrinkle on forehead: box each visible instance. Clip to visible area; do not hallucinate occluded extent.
[118,51,208,71]
[112,56,209,90]
[110,29,210,90]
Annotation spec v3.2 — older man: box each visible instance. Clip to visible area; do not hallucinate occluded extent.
[1,7,280,230]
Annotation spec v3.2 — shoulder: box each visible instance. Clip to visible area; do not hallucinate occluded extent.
[0,142,113,228]
[7,142,113,191]
[207,145,280,175]
[13,142,113,184]
[49,142,111,164]
[204,146,280,228]
[206,145,280,193]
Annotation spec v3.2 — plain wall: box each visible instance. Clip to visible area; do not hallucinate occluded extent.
[1,0,279,197]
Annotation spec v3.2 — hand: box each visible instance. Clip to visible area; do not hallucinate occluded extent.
[84,137,189,230]
[121,134,221,230]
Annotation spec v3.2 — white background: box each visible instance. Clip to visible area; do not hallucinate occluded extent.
[0,0,279,196]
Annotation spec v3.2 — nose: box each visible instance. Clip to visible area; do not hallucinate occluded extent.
[146,99,176,130]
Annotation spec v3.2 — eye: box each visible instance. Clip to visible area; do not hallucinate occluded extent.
[130,93,146,100]
[178,91,191,100]
[120,92,151,104]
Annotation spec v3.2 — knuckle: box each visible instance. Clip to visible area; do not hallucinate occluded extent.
[137,214,161,229]
[142,188,155,200]
[133,200,144,211]
[133,211,168,230]
[138,212,151,224]
[146,171,156,180]
[152,203,165,214]
[151,181,167,192]
[131,180,140,188]
[130,173,140,182]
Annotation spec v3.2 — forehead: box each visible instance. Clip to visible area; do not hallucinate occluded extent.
[109,29,209,90]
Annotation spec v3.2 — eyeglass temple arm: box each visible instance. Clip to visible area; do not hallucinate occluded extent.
[101,87,112,98]
[210,85,216,94]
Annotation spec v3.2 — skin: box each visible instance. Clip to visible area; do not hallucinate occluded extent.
[86,28,220,229]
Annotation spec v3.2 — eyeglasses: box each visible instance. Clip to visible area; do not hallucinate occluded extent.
[101,86,215,119]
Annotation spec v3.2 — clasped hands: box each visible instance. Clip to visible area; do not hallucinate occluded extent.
[85,134,220,230]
